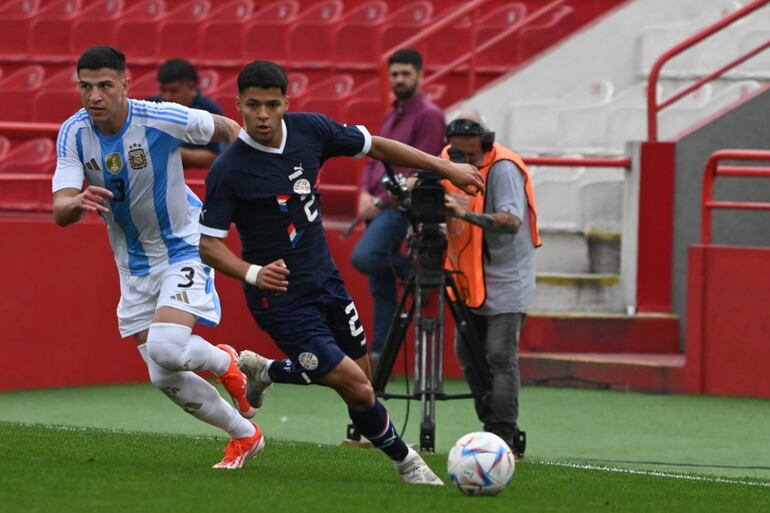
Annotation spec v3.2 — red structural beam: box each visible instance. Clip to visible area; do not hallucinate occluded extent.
[701,149,770,244]
[647,0,770,141]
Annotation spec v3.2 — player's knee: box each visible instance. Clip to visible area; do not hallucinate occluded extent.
[146,323,192,371]
[487,350,515,374]
[346,380,375,411]
[351,246,372,274]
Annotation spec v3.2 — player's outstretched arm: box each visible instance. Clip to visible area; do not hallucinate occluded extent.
[210,114,242,147]
[53,186,113,227]
[199,235,289,293]
[367,136,484,195]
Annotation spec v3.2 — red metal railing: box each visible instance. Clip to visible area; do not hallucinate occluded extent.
[377,0,570,111]
[647,0,770,141]
[701,149,770,244]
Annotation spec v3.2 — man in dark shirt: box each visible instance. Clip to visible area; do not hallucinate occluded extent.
[149,59,224,168]
[198,61,483,484]
[351,49,445,368]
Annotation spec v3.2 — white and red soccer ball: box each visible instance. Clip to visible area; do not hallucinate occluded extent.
[447,431,515,496]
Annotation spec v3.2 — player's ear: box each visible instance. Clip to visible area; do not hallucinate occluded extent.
[284,96,290,112]
[122,74,131,99]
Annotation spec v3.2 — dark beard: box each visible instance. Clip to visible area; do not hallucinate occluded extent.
[394,84,417,100]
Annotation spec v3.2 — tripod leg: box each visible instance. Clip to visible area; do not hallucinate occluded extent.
[444,273,493,391]
[372,280,415,394]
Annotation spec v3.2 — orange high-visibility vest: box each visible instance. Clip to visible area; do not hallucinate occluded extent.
[441,143,541,309]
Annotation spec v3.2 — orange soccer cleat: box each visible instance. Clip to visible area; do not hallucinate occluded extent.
[212,422,266,469]
[216,344,257,419]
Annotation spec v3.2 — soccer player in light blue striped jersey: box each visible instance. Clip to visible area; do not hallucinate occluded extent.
[51,46,279,469]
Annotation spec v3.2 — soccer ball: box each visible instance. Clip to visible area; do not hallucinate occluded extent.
[447,432,515,496]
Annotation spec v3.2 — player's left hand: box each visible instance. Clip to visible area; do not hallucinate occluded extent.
[446,162,484,195]
[257,259,290,294]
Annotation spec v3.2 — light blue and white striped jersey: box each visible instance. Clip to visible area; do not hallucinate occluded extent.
[52,99,216,277]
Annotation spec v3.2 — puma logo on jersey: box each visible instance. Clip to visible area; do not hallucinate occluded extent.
[288,163,304,180]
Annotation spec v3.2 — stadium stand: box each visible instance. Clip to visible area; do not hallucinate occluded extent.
[0,136,10,162]
[0,0,43,60]
[157,0,215,60]
[28,0,85,62]
[242,0,301,66]
[70,0,126,57]
[291,73,355,120]
[331,1,389,71]
[32,68,81,123]
[198,0,258,65]
[0,65,47,122]
[286,0,345,69]
[113,0,170,64]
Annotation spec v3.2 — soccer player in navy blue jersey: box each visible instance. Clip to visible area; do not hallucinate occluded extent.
[198,61,483,485]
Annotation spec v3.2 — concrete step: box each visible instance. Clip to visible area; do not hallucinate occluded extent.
[521,352,687,393]
[522,312,679,353]
[532,272,625,313]
[537,228,621,274]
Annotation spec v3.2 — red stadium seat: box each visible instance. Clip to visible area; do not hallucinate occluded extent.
[0,136,10,162]
[197,69,221,94]
[332,1,389,71]
[515,5,576,66]
[113,0,169,64]
[156,0,214,60]
[0,138,56,174]
[32,68,82,123]
[70,0,126,56]
[0,0,41,60]
[242,0,300,65]
[424,83,447,104]
[198,0,258,65]
[0,65,46,121]
[380,2,434,57]
[293,74,354,122]
[28,0,86,61]
[286,0,344,69]
[475,2,529,71]
[130,72,162,100]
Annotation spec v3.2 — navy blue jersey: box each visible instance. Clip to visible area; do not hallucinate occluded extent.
[199,112,371,311]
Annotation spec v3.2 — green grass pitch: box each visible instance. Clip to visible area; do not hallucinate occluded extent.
[0,381,768,512]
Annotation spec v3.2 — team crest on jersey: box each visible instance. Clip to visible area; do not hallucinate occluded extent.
[105,152,123,174]
[128,143,148,170]
[298,352,319,371]
[293,178,312,195]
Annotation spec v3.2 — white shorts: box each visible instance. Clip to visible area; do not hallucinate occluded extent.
[117,260,221,338]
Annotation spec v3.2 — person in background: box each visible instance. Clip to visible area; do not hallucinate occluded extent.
[442,112,541,459]
[149,59,224,168]
[351,49,445,370]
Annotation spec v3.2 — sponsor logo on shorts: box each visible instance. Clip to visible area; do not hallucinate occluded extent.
[298,352,319,371]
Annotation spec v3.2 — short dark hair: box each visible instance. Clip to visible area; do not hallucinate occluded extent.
[156,59,198,85]
[77,46,126,74]
[237,61,287,94]
[388,48,423,71]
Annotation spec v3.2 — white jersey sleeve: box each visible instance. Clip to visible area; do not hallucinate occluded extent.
[130,100,215,146]
[52,113,87,193]
[183,107,216,145]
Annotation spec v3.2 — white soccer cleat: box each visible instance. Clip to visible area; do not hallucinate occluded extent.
[396,448,445,486]
[237,350,273,409]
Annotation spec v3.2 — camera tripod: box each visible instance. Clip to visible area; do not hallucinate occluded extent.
[369,264,491,453]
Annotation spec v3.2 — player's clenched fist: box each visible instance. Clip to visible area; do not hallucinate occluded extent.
[254,259,290,293]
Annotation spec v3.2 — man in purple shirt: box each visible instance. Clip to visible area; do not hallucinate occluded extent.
[351,49,446,368]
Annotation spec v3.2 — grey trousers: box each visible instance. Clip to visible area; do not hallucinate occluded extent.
[455,312,524,440]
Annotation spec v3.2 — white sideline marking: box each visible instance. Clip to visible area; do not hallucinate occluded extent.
[539,460,770,488]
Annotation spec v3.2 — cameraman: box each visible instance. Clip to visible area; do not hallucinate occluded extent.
[441,112,541,458]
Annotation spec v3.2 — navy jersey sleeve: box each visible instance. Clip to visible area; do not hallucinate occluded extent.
[306,113,372,161]
[199,162,236,238]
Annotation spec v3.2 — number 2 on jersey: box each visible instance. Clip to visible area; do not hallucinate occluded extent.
[301,193,318,222]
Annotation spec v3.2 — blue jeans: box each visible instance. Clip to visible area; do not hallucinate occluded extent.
[351,208,410,355]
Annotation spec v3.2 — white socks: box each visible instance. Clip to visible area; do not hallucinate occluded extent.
[146,322,230,376]
[138,341,255,440]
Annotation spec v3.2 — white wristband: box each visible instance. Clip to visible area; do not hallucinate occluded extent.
[245,264,262,286]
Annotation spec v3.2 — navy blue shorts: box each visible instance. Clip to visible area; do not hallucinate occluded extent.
[250,276,367,381]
